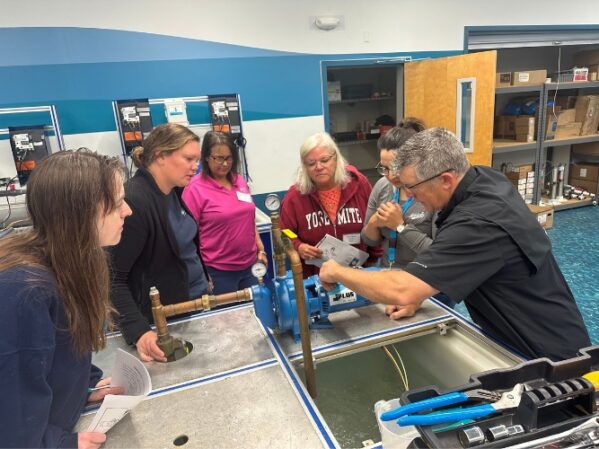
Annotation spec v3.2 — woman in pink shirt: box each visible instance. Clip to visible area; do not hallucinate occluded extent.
[183,132,267,295]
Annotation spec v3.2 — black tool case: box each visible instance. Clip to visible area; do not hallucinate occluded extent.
[402,345,599,448]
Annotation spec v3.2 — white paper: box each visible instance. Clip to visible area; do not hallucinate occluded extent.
[305,234,369,268]
[87,349,151,433]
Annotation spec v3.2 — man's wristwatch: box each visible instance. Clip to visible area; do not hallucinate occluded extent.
[396,223,406,234]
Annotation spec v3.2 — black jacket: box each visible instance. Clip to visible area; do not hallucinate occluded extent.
[109,168,209,345]
[406,166,590,361]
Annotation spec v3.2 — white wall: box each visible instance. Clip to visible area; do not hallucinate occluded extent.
[3,0,599,54]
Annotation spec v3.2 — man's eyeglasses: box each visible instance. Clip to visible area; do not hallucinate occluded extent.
[210,155,233,165]
[305,154,336,169]
[376,162,393,176]
[403,169,454,191]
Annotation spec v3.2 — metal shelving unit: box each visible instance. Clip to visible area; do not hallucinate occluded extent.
[493,85,544,203]
[538,81,599,210]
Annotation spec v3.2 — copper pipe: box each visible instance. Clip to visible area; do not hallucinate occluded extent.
[149,286,253,362]
[282,234,317,399]
[149,287,169,339]
[270,213,288,278]
[161,289,252,318]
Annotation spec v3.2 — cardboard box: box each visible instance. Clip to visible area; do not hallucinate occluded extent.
[555,122,583,139]
[496,72,513,87]
[514,116,535,142]
[572,141,599,156]
[555,96,578,109]
[495,116,535,141]
[575,95,599,135]
[569,177,598,194]
[512,69,547,86]
[545,108,575,139]
[570,163,599,181]
[327,81,341,102]
[527,204,554,229]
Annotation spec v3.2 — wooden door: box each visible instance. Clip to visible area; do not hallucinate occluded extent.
[404,51,496,166]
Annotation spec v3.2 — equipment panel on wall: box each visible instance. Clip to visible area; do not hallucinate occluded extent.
[115,99,153,155]
[208,95,243,139]
[8,125,50,186]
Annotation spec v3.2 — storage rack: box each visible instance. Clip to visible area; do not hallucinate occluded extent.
[493,81,599,209]
[538,81,599,210]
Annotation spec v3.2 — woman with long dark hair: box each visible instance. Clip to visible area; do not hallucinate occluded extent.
[0,150,130,448]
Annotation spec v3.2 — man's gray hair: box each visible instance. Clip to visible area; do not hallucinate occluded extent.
[295,132,349,194]
[392,128,470,181]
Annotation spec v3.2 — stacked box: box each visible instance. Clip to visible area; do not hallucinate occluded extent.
[569,162,599,194]
[527,204,554,229]
[494,115,535,142]
[506,164,535,203]
[574,95,599,136]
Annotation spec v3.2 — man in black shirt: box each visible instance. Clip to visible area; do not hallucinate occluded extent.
[320,128,590,361]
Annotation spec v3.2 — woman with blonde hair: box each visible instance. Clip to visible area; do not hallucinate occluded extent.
[110,123,210,363]
[0,150,130,448]
[280,132,381,277]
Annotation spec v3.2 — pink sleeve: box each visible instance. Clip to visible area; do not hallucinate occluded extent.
[181,183,202,223]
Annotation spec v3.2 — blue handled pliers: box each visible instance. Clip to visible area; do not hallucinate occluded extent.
[380,384,524,427]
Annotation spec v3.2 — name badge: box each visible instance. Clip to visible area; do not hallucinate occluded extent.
[236,191,252,203]
[343,233,360,245]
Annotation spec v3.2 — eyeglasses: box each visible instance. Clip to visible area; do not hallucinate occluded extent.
[305,154,336,169]
[402,169,454,191]
[209,155,233,165]
[376,162,393,176]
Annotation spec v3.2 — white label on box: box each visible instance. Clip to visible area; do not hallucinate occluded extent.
[537,213,547,224]
[518,73,530,82]
[580,168,588,178]
[527,171,535,178]
[518,178,527,185]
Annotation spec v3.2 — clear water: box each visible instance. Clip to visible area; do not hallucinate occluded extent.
[454,205,599,344]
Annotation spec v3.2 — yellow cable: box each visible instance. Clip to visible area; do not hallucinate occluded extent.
[382,346,408,390]
[392,345,409,390]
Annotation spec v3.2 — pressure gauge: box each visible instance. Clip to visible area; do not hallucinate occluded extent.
[251,262,268,279]
[264,193,281,212]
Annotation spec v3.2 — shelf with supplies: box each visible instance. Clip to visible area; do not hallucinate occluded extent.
[542,133,599,148]
[492,139,537,154]
[329,96,395,105]
[542,196,595,211]
[495,85,544,95]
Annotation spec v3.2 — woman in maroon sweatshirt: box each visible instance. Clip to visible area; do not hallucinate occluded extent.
[280,132,382,277]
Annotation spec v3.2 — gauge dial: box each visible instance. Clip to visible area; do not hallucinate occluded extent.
[251,262,268,279]
[264,193,281,212]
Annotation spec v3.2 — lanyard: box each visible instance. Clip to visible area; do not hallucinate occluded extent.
[388,188,414,267]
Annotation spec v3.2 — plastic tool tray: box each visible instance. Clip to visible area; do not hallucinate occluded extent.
[402,345,599,448]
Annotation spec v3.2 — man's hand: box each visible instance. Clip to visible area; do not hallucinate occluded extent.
[136,330,167,362]
[319,259,342,290]
[377,202,404,229]
[385,303,420,320]
[298,243,323,261]
[78,432,106,449]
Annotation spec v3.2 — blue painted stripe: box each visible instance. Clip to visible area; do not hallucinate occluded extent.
[83,357,278,413]
[262,324,338,449]
[0,27,299,67]
[0,26,462,136]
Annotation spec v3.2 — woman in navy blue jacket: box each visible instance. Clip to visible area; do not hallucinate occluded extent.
[0,150,130,448]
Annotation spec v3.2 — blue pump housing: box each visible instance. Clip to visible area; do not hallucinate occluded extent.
[252,269,375,342]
